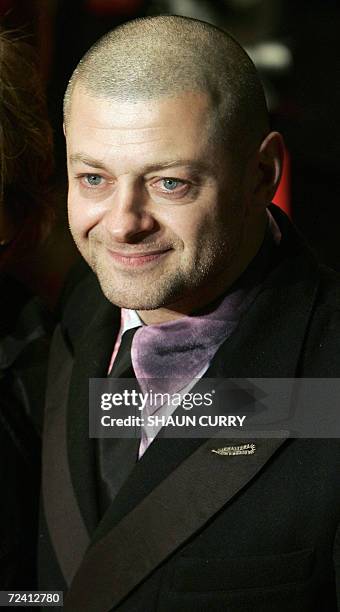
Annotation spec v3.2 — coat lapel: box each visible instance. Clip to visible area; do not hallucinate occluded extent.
[43,292,120,585]
[43,326,89,587]
[66,297,120,534]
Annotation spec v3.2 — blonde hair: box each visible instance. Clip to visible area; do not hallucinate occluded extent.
[64,16,269,154]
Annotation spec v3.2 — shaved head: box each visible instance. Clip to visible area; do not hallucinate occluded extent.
[64,15,269,156]
[65,15,284,320]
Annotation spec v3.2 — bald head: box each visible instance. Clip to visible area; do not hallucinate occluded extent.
[64,15,269,155]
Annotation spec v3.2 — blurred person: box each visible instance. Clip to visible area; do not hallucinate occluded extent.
[41,16,340,611]
[0,30,53,588]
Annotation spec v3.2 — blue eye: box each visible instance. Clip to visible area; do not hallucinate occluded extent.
[162,178,181,191]
[85,174,102,186]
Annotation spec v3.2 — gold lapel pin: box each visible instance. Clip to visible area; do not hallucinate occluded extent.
[211,443,256,456]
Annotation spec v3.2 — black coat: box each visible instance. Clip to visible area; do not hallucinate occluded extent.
[40,207,340,611]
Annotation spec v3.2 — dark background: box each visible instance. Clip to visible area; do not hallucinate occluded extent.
[1,0,339,305]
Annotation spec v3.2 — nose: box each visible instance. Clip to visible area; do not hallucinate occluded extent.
[103,182,156,242]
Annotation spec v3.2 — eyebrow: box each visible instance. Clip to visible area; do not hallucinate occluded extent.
[68,153,209,174]
[69,153,108,169]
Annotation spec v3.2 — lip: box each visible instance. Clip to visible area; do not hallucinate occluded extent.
[107,248,172,267]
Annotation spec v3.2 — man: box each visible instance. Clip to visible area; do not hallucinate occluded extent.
[40,16,340,611]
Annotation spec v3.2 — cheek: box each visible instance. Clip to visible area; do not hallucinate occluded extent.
[184,203,217,239]
[67,191,105,238]
[189,207,221,243]
[187,203,241,263]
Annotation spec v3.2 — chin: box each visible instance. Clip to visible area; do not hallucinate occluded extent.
[100,286,164,310]
[96,265,192,311]
[101,280,188,311]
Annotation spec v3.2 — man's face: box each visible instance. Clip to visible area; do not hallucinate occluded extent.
[66,86,251,314]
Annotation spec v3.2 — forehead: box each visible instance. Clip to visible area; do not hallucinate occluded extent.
[65,86,218,171]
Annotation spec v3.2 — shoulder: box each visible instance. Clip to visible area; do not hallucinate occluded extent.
[301,264,340,376]
[315,263,340,305]
[56,258,117,349]
[57,258,103,322]
[268,206,340,374]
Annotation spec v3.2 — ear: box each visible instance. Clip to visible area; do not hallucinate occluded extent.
[254,131,285,207]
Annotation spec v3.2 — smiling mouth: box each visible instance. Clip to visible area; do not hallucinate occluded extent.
[107,248,172,267]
